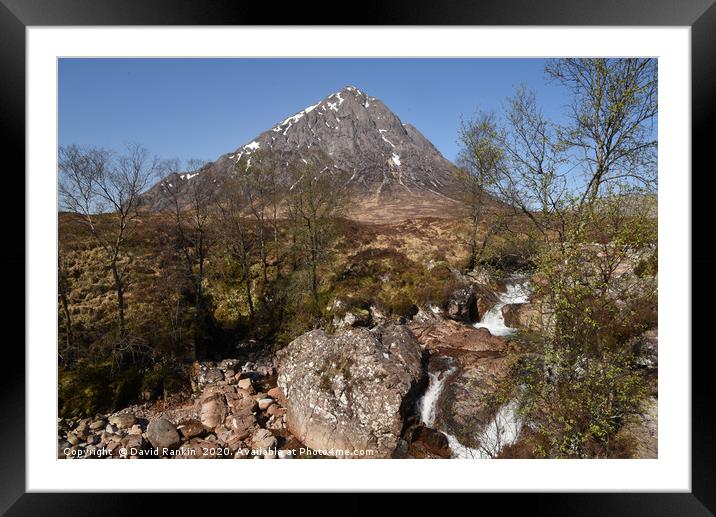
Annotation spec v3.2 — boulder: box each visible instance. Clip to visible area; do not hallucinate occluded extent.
[277,325,423,458]
[501,302,542,331]
[258,398,274,411]
[199,395,226,430]
[228,414,257,440]
[108,413,136,429]
[404,423,451,459]
[473,284,500,320]
[446,286,477,322]
[177,419,206,440]
[251,428,278,451]
[146,418,180,450]
[267,387,283,400]
[237,378,253,391]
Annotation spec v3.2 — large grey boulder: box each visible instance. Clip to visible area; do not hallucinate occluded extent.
[146,418,180,450]
[277,325,423,458]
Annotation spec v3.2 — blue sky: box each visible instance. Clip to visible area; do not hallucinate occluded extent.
[59,58,568,164]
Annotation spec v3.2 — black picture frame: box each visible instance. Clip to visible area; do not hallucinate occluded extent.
[2,0,713,513]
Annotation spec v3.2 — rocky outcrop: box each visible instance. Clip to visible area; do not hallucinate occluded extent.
[501,302,543,331]
[446,286,477,322]
[410,319,514,451]
[277,325,423,458]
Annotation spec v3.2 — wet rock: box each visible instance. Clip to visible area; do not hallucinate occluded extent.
[277,325,422,458]
[410,319,513,452]
[404,423,451,459]
[446,286,477,322]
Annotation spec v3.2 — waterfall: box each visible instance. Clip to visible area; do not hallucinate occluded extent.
[416,278,530,458]
[418,366,457,427]
[473,278,531,337]
[418,364,523,459]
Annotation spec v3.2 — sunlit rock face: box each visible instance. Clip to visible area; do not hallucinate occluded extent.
[277,325,423,458]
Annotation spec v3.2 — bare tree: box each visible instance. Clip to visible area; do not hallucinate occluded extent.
[57,243,74,361]
[498,85,569,248]
[545,58,658,214]
[456,111,505,270]
[286,152,349,304]
[58,143,159,340]
[235,150,283,285]
[216,176,256,318]
[160,159,215,361]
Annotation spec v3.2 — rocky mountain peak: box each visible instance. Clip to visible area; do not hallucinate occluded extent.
[142,86,463,220]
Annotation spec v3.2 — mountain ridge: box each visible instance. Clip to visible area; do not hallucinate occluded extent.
[142,85,465,221]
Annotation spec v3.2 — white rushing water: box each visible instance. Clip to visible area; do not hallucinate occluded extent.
[473,279,531,337]
[418,366,457,427]
[416,278,530,458]
[418,367,523,459]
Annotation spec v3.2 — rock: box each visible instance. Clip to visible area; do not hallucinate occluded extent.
[473,284,500,320]
[266,404,285,417]
[227,414,257,440]
[109,413,136,429]
[404,423,451,459]
[177,419,206,440]
[501,302,542,331]
[89,419,106,431]
[146,418,180,450]
[204,368,224,384]
[66,432,79,445]
[200,395,226,430]
[128,424,143,435]
[251,429,278,451]
[237,378,253,391]
[258,398,274,411]
[277,325,423,458]
[446,286,477,322]
[409,319,513,452]
[230,397,257,415]
[267,387,283,400]
[333,306,372,331]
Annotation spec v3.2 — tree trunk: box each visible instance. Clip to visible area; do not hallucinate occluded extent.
[110,263,126,339]
[59,282,74,358]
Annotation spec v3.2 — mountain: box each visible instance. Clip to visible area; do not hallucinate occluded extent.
[142,86,465,222]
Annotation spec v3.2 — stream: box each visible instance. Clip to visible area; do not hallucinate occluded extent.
[417,277,530,458]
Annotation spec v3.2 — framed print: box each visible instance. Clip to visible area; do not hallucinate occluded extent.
[2,0,714,512]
